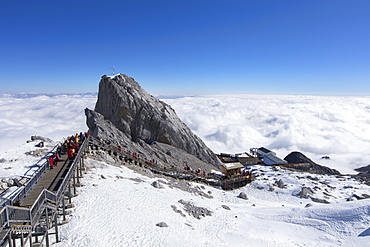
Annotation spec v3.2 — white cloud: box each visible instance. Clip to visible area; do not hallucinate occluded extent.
[0,94,96,152]
[1,93,369,174]
[163,95,370,173]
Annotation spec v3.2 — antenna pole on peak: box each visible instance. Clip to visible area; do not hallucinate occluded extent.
[109,66,115,75]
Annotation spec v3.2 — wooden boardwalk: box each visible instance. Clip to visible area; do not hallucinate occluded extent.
[20,156,72,207]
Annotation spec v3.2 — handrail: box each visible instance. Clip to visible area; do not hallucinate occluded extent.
[55,136,89,205]
[6,206,31,224]
[0,207,8,229]
[0,136,90,235]
[29,189,57,227]
[0,143,60,208]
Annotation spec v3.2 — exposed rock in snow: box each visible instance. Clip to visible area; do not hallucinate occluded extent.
[267,184,275,191]
[156,222,168,227]
[353,194,370,200]
[87,74,221,168]
[25,149,48,157]
[274,179,286,188]
[238,192,248,200]
[297,187,315,199]
[178,199,212,219]
[355,164,370,174]
[171,205,186,217]
[284,151,341,175]
[310,197,330,204]
[29,135,53,143]
[152,180,164,189]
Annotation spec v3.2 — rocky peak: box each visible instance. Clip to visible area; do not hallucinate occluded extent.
[87,74,220,166]
[284,151,340,175]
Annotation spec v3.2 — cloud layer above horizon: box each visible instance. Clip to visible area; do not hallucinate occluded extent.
[163,95,370,174]
[1,94,369,174]
[0,94,96,152]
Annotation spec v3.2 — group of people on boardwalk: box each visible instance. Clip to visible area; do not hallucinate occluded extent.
[49,132,89,168]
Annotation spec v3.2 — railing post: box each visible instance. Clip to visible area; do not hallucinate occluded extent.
[29,208,32,228]
[54,211,59,243]
[62,195,66,222]
[20,232,24,246]
[29,232,32,247]
[8,231,13,247]
[68,184,72,204]
[73,171,77,196]
[45,207,49,229]
[79,158,83,177]
[76,160,81,184]
[45,207,50,247]
[5,207,10,228]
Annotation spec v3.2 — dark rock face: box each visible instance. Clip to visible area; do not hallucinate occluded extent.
[355,164,370,174]
[284,152,341,175]
[86,74,221,169]
[238,192,248,200]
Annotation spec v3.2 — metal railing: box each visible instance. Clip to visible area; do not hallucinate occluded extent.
[0,143,60,208]
[55,137,88,205]
[0,137,89,238]
[0,207,8,229]
[6,206,31,225]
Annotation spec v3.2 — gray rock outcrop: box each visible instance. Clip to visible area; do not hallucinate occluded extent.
[274,179,285,189]
[151,180,164,189]
[296,187,315,199]
[284,152,340,175]
[156,222,168,227]
[29,135,53,143]
[85,74,221,171]
[238,192,248,200]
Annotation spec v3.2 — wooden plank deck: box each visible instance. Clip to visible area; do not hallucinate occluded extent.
[20,156,71,207]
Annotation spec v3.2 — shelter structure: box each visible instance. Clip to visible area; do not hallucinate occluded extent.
[235,152,261,165]
[256,147,287,165]
[220,163,244,176]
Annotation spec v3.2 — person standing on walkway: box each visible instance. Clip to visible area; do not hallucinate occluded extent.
[57,145,62,157]
[49,155,55,168]
[67,147,74,160]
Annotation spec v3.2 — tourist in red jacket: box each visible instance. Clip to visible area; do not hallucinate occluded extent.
[49,155,55,168]
[67,148,74,160]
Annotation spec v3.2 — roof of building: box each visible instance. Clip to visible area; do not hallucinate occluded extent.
[258,147,272,154]
[221,163,244,170]
[263,153,287,165]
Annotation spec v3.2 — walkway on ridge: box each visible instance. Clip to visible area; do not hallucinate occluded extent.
[19,156,73,207]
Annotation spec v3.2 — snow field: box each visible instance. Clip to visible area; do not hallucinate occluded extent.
[53,159,370,247]
[0,140,56,179]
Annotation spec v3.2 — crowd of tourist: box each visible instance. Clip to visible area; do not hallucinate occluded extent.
[48,132,89,169]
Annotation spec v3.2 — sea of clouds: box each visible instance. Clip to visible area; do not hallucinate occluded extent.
[0,93,96,152]
[162,95,370,174]
[1,93,369,174]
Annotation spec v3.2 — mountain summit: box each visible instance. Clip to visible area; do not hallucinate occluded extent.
[85,74,221,170]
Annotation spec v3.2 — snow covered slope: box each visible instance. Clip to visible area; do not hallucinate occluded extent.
[51,158,370,247]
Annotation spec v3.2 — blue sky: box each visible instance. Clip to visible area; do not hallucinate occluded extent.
[1,0,369,95]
